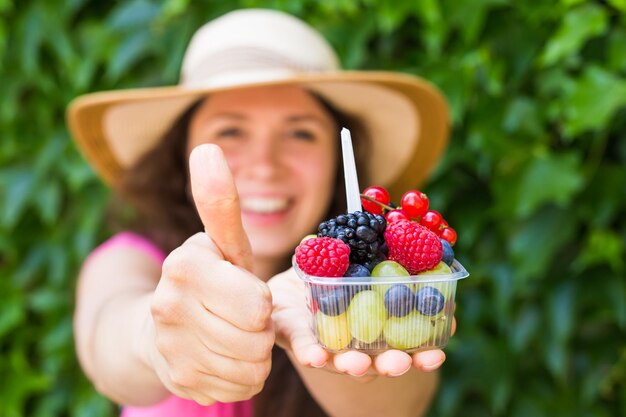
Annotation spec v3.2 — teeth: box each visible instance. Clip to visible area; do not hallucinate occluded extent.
[241,197,289,214]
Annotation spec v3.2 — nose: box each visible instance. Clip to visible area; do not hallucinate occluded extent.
[241,131,281,180]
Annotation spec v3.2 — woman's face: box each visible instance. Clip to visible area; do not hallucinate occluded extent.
[187,85,337,261]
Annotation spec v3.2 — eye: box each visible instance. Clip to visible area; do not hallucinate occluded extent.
[288,129,315,141]
[216,127,242,138]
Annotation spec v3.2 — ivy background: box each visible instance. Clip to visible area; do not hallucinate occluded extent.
[1,0,625,416]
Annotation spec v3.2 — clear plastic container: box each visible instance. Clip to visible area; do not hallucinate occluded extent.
[294,259,469,354]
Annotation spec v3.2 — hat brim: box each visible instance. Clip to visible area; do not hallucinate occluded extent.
[67,71,449,198]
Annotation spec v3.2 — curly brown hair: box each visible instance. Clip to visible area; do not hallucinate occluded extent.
[114,92,371,417]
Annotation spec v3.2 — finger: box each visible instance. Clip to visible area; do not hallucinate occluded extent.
[155,329,269,393]
[193,372,262,403]
[373,350,412,377]
[272,304,327,367]
[332,351,372,377]
[451,315,457,336]
[412,349,446,372]
[156,249,272,332]
[192,309,275,362]
[189,144,252,271]
[269,269,328,367]
[198,260,273,332]
[195,347,272,387]
[286,322,329,368]
[168,363,260,404]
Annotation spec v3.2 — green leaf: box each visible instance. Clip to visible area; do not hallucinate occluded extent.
[0,0,13,13]
[575,229,625,271]
[107,0,160,31]
[540,4,608,67]
[515,152,584,218]
[607,0,626,12]
[607,28,626,72]
[544,282,575,380]
[548,282,575,343]
[509,207,577,282]
[0,167,34,229]
[510,305,540,353]
[0,291,24,338]
[562,66,626,136]
[607,278,626,329]
[33,180,62,225]
[160,0,191,21]
[20,4,44,75]
[106,30,154,81]
[503,97,543,137]
[447,0,508,44]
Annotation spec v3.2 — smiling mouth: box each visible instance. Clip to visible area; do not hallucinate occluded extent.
[240,197,290,214]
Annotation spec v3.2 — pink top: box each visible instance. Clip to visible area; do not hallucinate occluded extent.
[91,232,254,417]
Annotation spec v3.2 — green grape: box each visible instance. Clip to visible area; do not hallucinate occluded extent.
[384,311,434,350]
[315,311,351,351]
[347,290,387,344]
[300,234,318,243]
[371,260,409,297]
[418,261,452,275]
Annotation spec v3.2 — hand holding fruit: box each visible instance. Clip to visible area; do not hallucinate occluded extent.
[268,267,451,378]
[147,145,274,405]
[294,185,466,358]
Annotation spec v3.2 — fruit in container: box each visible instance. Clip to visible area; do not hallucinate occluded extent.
[316,311,352,350]
[384,311,434,350]
[347,290,387,344]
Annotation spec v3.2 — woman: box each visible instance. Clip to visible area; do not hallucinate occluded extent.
[68,8,451,417]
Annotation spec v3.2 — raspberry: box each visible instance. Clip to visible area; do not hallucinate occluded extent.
[384,220,443,274]
[295,237,351,277]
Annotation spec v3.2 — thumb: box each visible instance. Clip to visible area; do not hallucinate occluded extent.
[189,144,253,271]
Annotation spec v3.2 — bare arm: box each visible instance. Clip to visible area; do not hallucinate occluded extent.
[74,146,275,407]
[73,245,168,405]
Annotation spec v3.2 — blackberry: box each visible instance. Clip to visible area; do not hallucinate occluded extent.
[318,211,386,264]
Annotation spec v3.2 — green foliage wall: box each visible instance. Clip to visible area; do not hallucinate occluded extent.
[1,0,625,416]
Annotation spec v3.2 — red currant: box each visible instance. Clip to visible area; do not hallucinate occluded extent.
[441,227,457,246]
[385,209,409,223]
[361,186,390,215]
[420,210,442,232]
[435,218,449,236]
[400,190,429,219]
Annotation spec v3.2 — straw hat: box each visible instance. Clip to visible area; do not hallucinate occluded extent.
[67,9,450,198]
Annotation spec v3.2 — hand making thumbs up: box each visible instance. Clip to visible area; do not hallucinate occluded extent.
[148,144,275,405]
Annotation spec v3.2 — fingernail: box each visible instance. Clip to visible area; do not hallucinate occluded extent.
[387,364,412,377]
[421,359,444,372]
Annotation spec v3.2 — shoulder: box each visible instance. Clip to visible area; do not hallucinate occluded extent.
[88,232,166,265]
[90,232,166,265]
[82,232,166,278]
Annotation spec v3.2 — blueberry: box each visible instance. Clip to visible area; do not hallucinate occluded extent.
[384,284,415,317]
[440,239,454,266]
[344,264,371,277]
[416,286,445,316]
[315,286,350,316]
